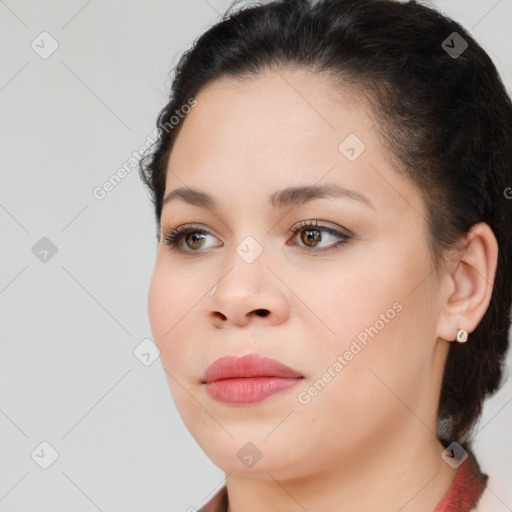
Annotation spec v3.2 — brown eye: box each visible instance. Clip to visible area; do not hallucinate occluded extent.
[289,220,351,252]
[184,232,207,250]
[163,225,221,252]
[300,228,322,247]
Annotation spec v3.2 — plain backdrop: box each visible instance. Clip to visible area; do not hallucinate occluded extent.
[1,1,511,511]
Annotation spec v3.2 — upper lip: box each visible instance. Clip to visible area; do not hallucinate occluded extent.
[202,354,303,383]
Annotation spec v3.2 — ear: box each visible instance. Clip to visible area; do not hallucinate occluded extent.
[436,222,499,342]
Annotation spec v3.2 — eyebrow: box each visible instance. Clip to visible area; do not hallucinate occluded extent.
[162,183,375,211]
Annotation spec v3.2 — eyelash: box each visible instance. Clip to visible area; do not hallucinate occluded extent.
[163,220,351,253]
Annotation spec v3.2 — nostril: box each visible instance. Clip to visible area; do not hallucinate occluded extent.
[213,311,227,320]
[254,309,270,317]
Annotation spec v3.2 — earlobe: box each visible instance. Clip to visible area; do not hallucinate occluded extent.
[436,222,498,343]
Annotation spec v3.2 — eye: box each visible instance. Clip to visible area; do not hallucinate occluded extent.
[162,219,351,254]
[288,219,351,252]
[163,224,222,252]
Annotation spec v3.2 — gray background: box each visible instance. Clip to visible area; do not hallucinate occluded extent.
[1,1,511,511]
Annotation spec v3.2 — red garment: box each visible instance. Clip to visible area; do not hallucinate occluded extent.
[433,451,488,511]
[199,452,487,512]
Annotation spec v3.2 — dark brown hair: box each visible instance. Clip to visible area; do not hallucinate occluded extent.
[139,0,512,445]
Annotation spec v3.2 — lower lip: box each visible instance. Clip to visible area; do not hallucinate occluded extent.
[205,377,302,404]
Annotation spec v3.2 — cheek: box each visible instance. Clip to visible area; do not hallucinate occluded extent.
[147,261,190,356]
[147,258,215,379]
[293,305,425,453]
[306,266,395,353]
[303,249,435,396]
[147,264,171,340]
[147,265,195,412]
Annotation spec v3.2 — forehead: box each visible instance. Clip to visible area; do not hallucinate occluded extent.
[174,68,370,155]
[165,68,425,221]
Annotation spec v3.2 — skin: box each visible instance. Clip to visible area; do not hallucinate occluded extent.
[147,68,498,512]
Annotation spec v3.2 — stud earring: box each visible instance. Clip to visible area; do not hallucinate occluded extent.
[456,328,468,343]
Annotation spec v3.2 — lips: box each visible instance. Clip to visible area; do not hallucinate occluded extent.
[202,354,303,382]
[202,354,304,405]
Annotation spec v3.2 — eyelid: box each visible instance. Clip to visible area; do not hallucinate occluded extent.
[289,218,353,237]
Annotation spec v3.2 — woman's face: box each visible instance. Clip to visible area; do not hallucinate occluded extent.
[148,69,449,479]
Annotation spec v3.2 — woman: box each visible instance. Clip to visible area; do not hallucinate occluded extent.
[139,0,512,510]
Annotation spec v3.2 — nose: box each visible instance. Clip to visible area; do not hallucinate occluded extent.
[205,255,291,328]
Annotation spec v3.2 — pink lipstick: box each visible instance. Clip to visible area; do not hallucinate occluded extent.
[202,354,303,404]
